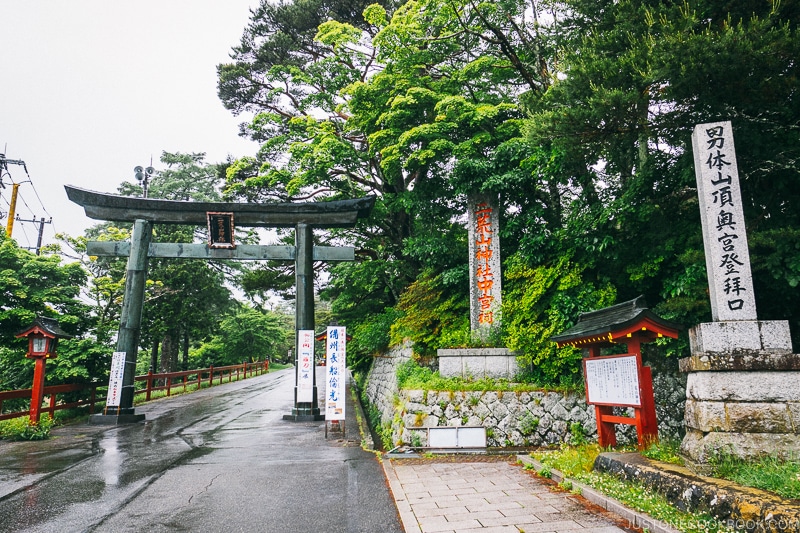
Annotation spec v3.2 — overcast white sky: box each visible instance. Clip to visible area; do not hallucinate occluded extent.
[0,1,260,251]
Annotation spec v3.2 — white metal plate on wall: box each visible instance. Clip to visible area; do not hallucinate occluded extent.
[427,426,487,448]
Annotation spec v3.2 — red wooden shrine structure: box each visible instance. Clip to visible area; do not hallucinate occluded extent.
[552,296,680,448]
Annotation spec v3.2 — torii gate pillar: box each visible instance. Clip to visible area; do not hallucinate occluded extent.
[286,222,324,421]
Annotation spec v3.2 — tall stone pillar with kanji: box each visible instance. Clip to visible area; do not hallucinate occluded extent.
[468,194,502,339]
[680,121,799,464]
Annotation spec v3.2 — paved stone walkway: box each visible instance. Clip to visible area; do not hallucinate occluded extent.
[383,459,629,533]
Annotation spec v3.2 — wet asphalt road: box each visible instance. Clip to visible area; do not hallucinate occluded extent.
[0,368,402,533]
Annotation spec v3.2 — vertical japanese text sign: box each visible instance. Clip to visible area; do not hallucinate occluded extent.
[468,194,502,333]
[297,330,314,402]
[325,326,346,420]
[207,212,235,249]
[106,351,126,408]
[692,121,757,321]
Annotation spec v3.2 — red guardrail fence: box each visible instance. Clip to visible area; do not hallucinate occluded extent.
[0,361,270,422]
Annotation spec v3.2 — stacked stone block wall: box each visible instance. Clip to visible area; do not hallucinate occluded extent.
[364,346,686,448]
[364,344,412,427]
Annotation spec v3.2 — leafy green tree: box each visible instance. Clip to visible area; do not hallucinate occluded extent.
[191,306,291,366]
[0,233,96,390]
[217,0,462,311]
[54,225,131,345]
[216,0,800,384]
[522,0,800,345]
[217,0,551,339]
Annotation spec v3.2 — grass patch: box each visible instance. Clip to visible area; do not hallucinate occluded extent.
[531,443,603,476]
[529,444,735,533]
[708,451,800,500]
[640,439,684,466]
[576,471,734,533]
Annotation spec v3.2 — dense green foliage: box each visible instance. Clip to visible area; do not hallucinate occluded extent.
[190,306,292,367]
[4,0,798,394]
[215,0,800,383]
[0,233,98,392]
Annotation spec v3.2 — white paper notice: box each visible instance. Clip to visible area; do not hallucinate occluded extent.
[584,355,641,407]
[106,351,126,407]
[297,330,314,402]
[325,326,346,421]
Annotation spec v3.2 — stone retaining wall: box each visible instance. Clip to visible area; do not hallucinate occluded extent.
[364,345,687,448]
[364,343,413,428]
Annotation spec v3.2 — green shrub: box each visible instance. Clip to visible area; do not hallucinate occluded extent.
[389,271,469,357]
[0,416,55,441]
[349,308,403,373]
[503,256,616,384]
[569,422,587,445]
[531,443,602,477]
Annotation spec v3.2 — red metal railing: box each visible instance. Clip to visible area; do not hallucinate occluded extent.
[136,361,269,401]
[0,361,270,422]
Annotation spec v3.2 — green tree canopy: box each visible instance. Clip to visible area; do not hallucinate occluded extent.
[217,0,800,381]
[0,232,94,390]
[191,305,292,366]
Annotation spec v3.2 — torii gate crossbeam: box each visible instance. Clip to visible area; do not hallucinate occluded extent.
[65,186,374,423]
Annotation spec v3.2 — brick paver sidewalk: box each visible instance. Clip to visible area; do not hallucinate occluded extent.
[383,459,629,533]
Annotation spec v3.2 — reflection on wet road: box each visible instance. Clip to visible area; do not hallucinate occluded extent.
[0,369,400,533]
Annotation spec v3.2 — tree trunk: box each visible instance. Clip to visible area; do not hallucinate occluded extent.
[160,329,180,373]
[150,341,159,374]
[182,329,189,370]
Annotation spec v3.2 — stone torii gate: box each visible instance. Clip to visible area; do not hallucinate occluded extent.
[65,186,373,424]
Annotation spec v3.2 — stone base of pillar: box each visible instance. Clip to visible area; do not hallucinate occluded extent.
[680,320,799,463]
[437,348,518,379]
[681,428,800,465]
[283,403,324,422]
[283,411,325,422]
[89,412,146,425]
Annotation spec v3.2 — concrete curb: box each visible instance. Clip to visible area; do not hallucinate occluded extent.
[516,455,682,533]
[348,369,375,451]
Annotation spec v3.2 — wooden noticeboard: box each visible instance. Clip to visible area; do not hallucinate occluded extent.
[583,354,641,407]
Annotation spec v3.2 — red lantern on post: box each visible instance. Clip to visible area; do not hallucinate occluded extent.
[15,317,72,423]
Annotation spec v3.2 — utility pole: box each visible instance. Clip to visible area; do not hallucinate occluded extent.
[0,154,29,238]
[5,183,19,237]
[16,216,53,254]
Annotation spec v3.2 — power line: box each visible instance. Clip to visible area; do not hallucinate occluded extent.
[15,216,53,255]
[1,152,55,245]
